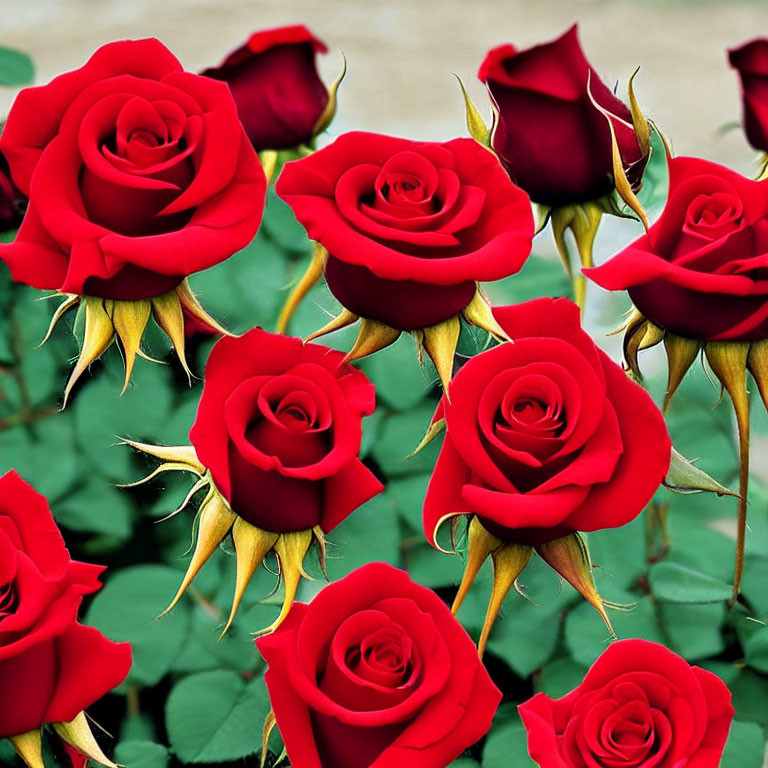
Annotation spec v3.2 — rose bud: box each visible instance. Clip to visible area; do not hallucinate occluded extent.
[586,154,768,604]
[202,25,339,163]
[729,37,768,154]
[0,470,131,768]
[256,562,502,768]
[275,131,534,390]
[123,328,383,636]
[476,25,651,308]
[519,639,734,768]
[421,297,671,654]
[0,38,266,404]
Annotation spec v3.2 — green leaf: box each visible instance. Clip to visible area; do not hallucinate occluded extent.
[326,495,400,580]
[358,335,435,411]
[536,657,588,699]
[649,560,732,603]
[74,359,175,481]
[85,565,192,686]
[565,595,664,668]
[720,721,766,768]
[165,670,269,763]
[54,477,133,539]
[742,556,768,616]
[114,740,169,768]
[482,716,536,768]
[659,602,725,660]
[664,446,738,497]
[371,403,441,477]
[0,46,34,86]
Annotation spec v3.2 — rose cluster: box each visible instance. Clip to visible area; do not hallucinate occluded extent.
[0,15,759,768]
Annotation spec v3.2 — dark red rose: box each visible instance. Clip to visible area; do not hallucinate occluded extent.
[586,156,768,341]
[0,38,265,301]
[729,38,768,152]
[256,562,501,768]
[478,25,647,206]
[276,131,534,330]
[519,639,734,768]
[0,470,131,740]
[202,25,329,151]
[423,298,670,545]
[189,328,382,533]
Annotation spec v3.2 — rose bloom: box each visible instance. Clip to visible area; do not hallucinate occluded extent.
[423,297,670,545]
[729,37,768,153]
[276,132,533,330]
[586,156,768,341]
[0,470,131,739]
[189,328,383,532]
[202,24,329,151]
[0,38,265,301]
[478,25,647,206]
[519,639,734,768]
[257,562,501,768]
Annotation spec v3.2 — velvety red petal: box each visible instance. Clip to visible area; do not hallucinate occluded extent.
[321,459,384,533]
[44,623,132,724]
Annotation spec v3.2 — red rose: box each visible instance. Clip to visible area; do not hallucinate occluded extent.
[0,470,131,740]
[126,329,384,634]
[256,562,501,768]
[190,328,382,532]
[202,25,330,151]
[519,639,734,768]
[276,132,533,331]
[729,38,768,153]
[423,297,670,546]
[478,25,647,206]
[586,156,768,341]
[0,38,265,301]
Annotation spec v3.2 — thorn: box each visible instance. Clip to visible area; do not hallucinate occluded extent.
[276,243,328,335]
[53,712,118,768]
[431,512,465,554]
[705,341,751,607]
[627,67,651,156]
[62,297,116,409]
[586,72,649,230]
[453,73,490,145]
[176,279,231,337]
[478,541,534,658]
[220,519,279,638]
[10,729,45,768]
[747,339,768,411]
[111,299,151,394]
[152,290,191,383]
[451,516,502,615]
[304,307,358,342]
[422,316,461,392]
[158,493,236,619]
[662,334,700,412]
[38,294,80,348]
[120,439,204,472]
[461,289,510,341]
[261,710,278,768]
[536,533,616,637]
[312,52,347,136]
[254,530,313,636]
[342,318,400,362]
[407,417,446,458]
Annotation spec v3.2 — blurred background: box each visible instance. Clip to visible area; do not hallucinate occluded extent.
[2,0,767,170]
